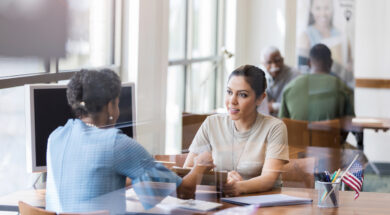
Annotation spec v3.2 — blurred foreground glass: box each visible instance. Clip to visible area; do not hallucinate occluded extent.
[166,66,185,154]
[0,86,36,196]
[186,62,216,112]
[168,0,186,60]
[59,0,114,70]
[191,0,217,58]
[0,57,44,77]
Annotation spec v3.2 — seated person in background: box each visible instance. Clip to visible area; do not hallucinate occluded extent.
[279,43,355,121]
[46,69,212,213]
[183,65,289,196]
[261,46,300,116]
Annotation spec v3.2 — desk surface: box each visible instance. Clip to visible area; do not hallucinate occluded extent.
[306,116,390,150]
[1,186,390,214]
[341,116,390,132]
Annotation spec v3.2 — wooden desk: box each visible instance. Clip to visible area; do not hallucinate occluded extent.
[2,186,390,214]
[308,116,390,150]
[341,116,390,133]
[342,117,390,150]
[237,187,390,215]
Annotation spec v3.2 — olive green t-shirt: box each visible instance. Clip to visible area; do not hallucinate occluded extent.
[279,73,355,121]
[189,113,289,182]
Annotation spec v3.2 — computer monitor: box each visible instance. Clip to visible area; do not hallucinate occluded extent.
[25,83,136,172]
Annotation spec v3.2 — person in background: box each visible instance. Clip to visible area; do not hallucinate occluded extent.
[261,46,299,116]
[45,69,212,213]
[184,65,289,197]
[279,44,354,121]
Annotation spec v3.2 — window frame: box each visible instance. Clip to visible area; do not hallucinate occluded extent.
[0,0,122,90]
[168,0,226,112]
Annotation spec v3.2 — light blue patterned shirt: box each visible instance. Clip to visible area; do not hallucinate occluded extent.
[46,119,182,214]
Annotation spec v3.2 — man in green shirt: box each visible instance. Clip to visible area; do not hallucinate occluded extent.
[279,44,354,121]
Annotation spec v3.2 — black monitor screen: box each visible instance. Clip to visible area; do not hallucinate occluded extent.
[34,88,72,167]
[31,84,135,168]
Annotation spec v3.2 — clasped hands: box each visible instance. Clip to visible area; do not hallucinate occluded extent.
[194,152,244,197]
[223,170,243,197]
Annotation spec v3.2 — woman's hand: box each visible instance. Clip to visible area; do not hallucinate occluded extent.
[223,171,244,197]
[223,180,242,197]
[227,170,243,183]
[177,151,214,199]
[177,177,196,199]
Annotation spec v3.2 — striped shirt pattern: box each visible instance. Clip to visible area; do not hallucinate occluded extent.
[46,119,182,213]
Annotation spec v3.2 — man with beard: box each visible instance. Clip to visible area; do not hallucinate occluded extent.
[261,46,299,116]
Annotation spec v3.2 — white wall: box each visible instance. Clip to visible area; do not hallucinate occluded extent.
[235,0,296,67]
[122,0,169,155]
[355,0,390,162]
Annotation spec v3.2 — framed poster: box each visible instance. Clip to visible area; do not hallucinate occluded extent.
[296,0,355,87]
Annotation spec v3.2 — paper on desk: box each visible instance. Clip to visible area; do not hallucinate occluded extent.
[221,194,312,207]
[158,196,222,211]
[126,188,222,213]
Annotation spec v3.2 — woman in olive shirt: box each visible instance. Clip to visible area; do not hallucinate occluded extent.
[184,65,289,196]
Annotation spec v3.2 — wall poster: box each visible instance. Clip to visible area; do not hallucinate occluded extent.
[296,0,355,87]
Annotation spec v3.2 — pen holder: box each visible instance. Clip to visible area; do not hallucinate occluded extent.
[316,181,340,208]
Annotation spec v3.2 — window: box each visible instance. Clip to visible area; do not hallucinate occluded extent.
[166,0,227,154]
[59,0,116,71]
[0,0,120,195]
[0,58,45,77]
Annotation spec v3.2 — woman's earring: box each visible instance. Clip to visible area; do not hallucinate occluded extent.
[109,116,113,120]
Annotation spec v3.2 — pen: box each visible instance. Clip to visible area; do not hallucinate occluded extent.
[320,169,340,205]
[332,169,340,183]
[330,171,337,181]
[324,171,331,182]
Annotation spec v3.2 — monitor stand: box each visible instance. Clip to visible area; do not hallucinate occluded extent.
[33,172,46,189]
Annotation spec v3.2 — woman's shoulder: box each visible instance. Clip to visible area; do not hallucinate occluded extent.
[207,113,229,120]
[113,131,143,152]
[115,130,137,144]
[258,114,286,129]
[49,118,77,137]
[206,113,232,126]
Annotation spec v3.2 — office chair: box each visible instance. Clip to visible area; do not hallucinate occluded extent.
[181,112,211,153]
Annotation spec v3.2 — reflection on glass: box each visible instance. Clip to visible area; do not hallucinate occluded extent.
[166,66,185,154]
[59,0,113,70]
[0,57,44,77]
[191,0,217,58]
[169,0,186,60]
[187,62,216,112]
[0,87,36,196]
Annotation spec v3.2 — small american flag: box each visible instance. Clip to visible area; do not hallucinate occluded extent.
[342,160,364,199]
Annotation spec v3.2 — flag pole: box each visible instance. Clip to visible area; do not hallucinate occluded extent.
[338,154,360,180]
[320,154,360,203]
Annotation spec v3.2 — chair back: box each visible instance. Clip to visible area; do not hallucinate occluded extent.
[19,201,56,215]
[308,119,342,148]
[18,201,110,215]
[281,157,316,188]
[282,118,310,158]
[182,112,210,153]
